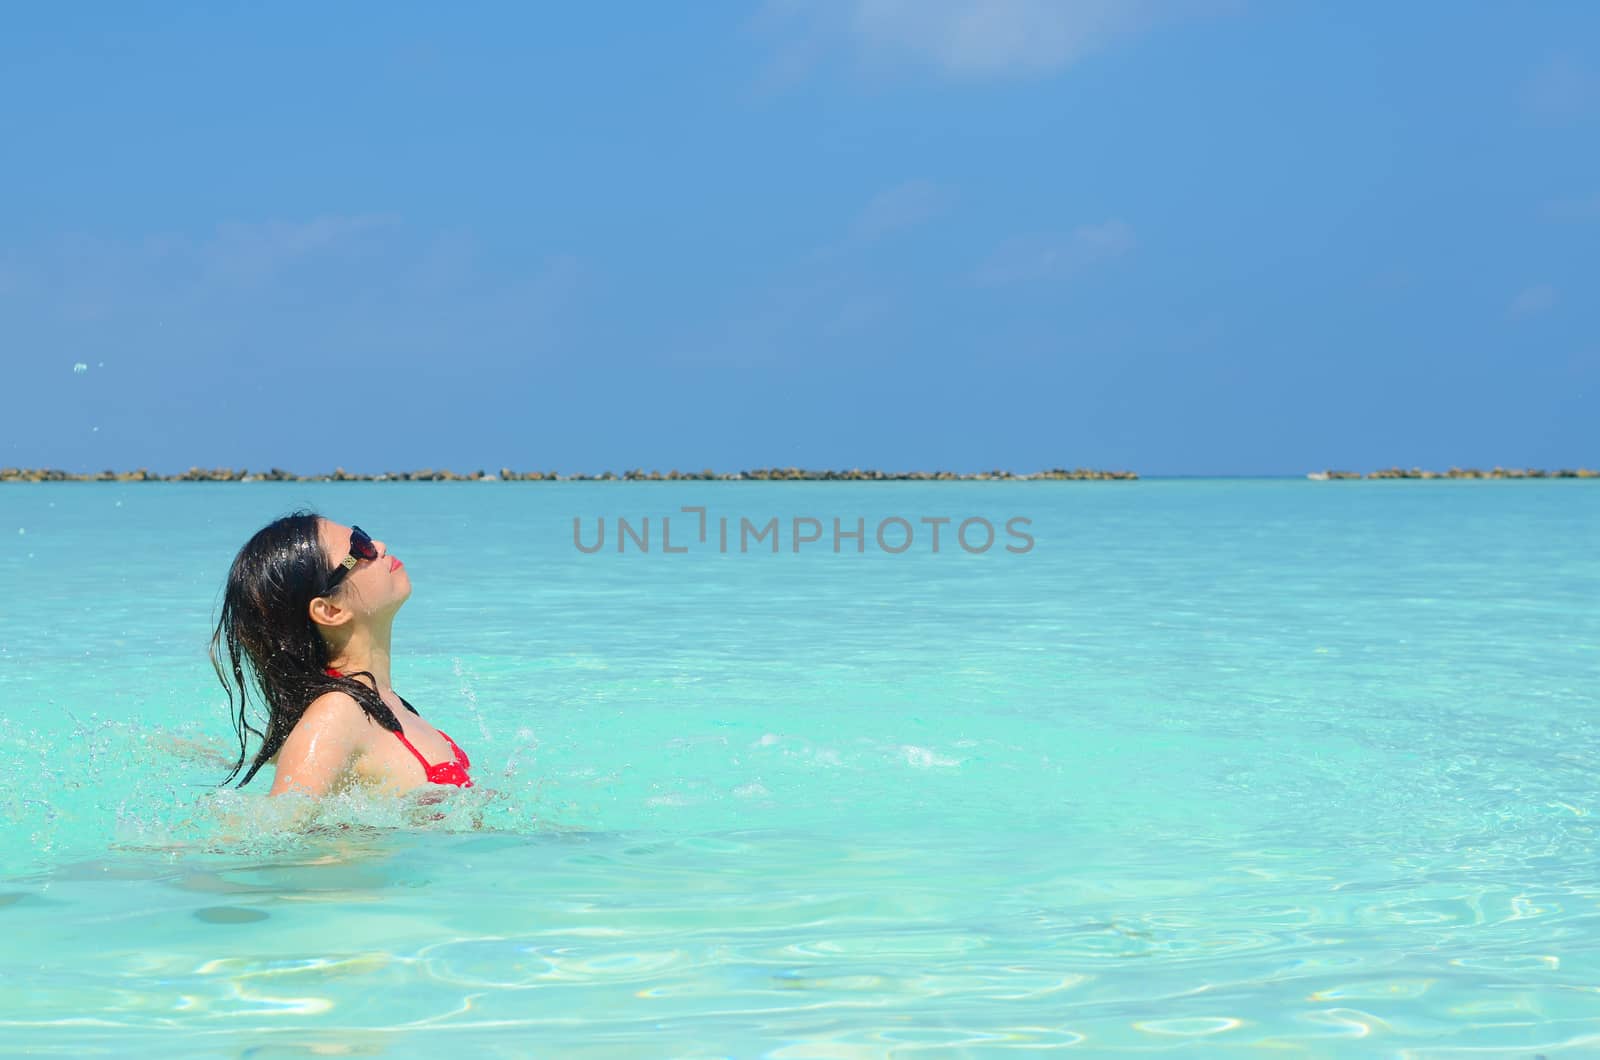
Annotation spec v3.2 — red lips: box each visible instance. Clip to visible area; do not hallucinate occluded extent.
[391,557,402,571]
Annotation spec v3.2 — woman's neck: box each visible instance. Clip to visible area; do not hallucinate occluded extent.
[328,618,395,691]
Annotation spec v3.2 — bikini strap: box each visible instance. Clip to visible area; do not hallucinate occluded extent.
[391,729,435,771]
[436,730,467,762]
[325,668,420,718]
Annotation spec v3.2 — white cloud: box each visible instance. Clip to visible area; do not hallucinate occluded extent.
[855,0,1143,76]
[851,179,953,242]
[1071,218,1137,257]
[759,0,1227,81]
[972,218,1135,286]
[1543,192,1600,222]
[6,215,400,320]
[203,214,398,285]
[1524,56,1600,124]
[1510,285,1557,316]
[670,179,949,365]
[0,218,585,363]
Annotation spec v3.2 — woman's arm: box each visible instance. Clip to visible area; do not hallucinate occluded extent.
[267,691,364,797]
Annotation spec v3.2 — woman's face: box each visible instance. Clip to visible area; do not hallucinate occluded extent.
[316,518,411,616]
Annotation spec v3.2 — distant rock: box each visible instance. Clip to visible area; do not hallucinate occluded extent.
[1306,466,1597,481]
[2,464,1147,483]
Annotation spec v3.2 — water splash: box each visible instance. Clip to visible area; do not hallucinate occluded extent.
[451,656,492,745]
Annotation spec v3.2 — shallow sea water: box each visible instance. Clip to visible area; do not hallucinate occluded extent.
[1,480,1597,1055]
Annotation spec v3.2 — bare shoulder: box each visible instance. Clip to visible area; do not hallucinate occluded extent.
[269,691,371,797]
[298,689,373,735]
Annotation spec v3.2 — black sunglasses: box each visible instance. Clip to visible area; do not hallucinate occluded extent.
[322,525,379,593]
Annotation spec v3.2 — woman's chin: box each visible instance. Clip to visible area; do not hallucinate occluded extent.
[378,588,413,616]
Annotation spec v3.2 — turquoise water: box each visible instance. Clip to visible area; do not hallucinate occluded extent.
[1,480,1597,1055]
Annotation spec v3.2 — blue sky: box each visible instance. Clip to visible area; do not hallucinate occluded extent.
[2,1,1595,475]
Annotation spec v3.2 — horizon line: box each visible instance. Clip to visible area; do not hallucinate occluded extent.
[3,465,1598,484]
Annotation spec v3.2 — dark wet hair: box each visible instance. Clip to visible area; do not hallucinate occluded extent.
[210,510,411,787]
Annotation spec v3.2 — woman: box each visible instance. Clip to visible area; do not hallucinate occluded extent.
[211,511,473,796]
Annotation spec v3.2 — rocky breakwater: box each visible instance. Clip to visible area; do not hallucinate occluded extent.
[1307,466,1598,480]
[549,466,1140,481]
[2,466,1140,483]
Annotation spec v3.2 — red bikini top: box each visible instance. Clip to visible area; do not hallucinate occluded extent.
[325,668,474,788]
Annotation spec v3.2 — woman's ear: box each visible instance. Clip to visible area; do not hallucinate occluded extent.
[308,595,352,628]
